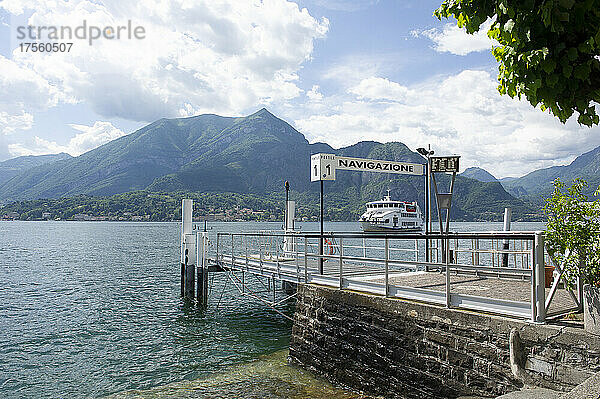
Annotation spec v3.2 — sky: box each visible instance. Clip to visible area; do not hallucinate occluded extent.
[0,0,598,178]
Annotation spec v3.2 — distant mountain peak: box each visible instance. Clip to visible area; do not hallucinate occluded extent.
[460,167,498,183]
[247,107,280,120]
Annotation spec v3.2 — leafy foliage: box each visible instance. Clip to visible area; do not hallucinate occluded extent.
[543,178,600,287]
[0,191,288,222]
[0,173,540,223]
[435,0,600,126]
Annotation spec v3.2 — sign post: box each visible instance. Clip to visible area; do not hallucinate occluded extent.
[417,146,434,265]
[319,180,324,273]
[311,154,335,274]
[429,155,460,265]
[310,153,427,274]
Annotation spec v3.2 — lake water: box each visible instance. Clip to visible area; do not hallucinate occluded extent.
[0,221,545,398]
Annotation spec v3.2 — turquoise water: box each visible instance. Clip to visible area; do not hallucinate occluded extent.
[0,221,544,398]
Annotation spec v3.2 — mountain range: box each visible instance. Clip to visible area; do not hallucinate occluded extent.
[0,110,322,200]
[3,108,597,221]
[499,146,600,203]
[458,149,600,204]
[0,152,71,186]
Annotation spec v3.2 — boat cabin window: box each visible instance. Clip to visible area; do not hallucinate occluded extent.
[367,202,409,209]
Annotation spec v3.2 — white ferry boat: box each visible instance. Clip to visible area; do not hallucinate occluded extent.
[359,191,424,232]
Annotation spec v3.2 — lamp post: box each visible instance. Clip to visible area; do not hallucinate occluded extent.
[284,180,289,231]
[416,146,434,263]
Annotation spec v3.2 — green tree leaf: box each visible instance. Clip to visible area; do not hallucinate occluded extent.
[435,0,600,127]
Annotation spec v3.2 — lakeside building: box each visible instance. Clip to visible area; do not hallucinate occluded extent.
[2,211,20,220]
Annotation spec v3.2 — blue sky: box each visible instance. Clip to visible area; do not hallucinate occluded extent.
[0,0,598,177]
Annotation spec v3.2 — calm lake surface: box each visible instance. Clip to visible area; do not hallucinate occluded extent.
[0,221,545,398]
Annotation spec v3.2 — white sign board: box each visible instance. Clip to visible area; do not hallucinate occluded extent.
[336,156,424,176]
[311,153,424,181]
[311,153,336,181]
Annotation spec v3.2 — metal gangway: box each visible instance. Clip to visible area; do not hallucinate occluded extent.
[180,198,581,324]
[187,228,583,324]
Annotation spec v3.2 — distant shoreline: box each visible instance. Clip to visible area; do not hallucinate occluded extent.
[0,219,547,224]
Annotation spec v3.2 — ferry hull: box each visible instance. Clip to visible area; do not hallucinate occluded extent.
[360,221,423,233]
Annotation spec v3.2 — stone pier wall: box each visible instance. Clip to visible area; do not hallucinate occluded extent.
[289,284,600,398]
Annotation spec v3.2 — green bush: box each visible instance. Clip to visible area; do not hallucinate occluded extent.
[543,178,600,287]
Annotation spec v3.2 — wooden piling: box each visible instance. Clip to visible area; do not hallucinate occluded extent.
[180,262,185,296]
[181,199,196,300]
[185,263,195,299]
[196,231,209,306]
[197,263,203,302]
[197,262,208,306]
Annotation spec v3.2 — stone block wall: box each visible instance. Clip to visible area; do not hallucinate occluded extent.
[289,284,600,398]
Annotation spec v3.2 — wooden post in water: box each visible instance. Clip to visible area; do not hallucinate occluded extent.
[180,262,185,297]
[181,199,196,300]
[196,235,202,302]
[185,257,195,299]
[197,231,209,306]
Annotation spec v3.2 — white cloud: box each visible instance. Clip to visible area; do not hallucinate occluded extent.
[310,0,379,12]
[0,110,33,134]
[293,70,600,178]
[0,135,11,160]
[412,19,496,56]
[66,121,126,155]
[306,85,323,101]
[321,54,387,85]
[8,121,125,156]
[2,0,329,122]
[348,77,408,102]
[0,56,64,134]
[8,137,69,157]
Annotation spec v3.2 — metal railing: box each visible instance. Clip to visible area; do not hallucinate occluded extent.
[197,230,580,323]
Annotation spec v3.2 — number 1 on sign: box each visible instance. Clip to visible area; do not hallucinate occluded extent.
[310,153,336,181]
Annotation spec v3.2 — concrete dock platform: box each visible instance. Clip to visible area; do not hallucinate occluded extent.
[359,271,580,320]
